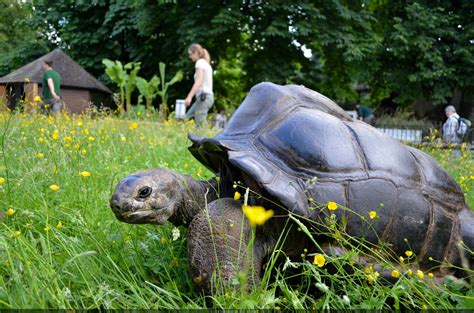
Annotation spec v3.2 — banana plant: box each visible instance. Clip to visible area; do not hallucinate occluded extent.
[136,75,161,111]
[157,62,183,118]
[102,59,127,113]
[123,62,141,113]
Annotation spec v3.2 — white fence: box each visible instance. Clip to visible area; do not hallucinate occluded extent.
[377,128,423,143]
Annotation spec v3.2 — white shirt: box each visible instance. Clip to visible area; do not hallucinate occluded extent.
[195,59,213,95]
[443,113,461,144]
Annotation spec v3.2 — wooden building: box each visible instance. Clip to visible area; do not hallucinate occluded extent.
[0,49,111,114]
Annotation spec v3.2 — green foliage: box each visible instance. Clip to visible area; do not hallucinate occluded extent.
[213,57,247,111]
[135,75,160,111]
[157,62,183,118]
[123,61,141,112]
[102,59,127,113]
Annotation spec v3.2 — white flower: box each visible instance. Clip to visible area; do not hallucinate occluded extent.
[171,227,180,241]
[341,295,350,305]
[64,287,72,298]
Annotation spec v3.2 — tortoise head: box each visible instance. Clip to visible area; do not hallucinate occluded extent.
[110,168,184,225]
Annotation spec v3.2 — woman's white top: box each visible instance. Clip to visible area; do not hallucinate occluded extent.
[195,58,213,95]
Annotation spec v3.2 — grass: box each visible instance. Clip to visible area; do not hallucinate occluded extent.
[0,110,472,309]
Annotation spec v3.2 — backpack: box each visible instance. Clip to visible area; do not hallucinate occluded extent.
[455,116,472,140]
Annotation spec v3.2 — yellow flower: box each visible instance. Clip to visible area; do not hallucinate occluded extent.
[405,250,413,257]
[0,177,5,184]
[81,149,87,155]
[14,230,21,237]
[428,272,434,278]
[79,171,91,177]
[56,221,63,229]
[44,226,51,232]
[52,129,59,140]
[416,270,424,279]
[121,136,126,142]
[130,122,138,129]
[34,95,42,102]
[399,256,405,263]
[50,184,60,191]
[6,208,15,216]
[37,152,44,159]
[88,136,95,142]
[407,269,413,275]
[38,137,44,143]
[234,191,241,200]
[369,211,377,219]
[242,205,274,226]
[327,201,338,211]
[24,77,30,82]
[391,270,400,278]
[313,254,326,267]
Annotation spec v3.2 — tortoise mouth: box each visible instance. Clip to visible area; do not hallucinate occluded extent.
[114,206,170,225]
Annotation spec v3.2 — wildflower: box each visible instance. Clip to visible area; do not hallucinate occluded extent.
[171,227,180,241]
[341,295,350,305]
[234,191,241,200]
[399,256,405,263]
[327,201,338,211]
[79,171,91,177]
[0,177,5,184]
[6,208,15,216]
[242,205,274,227]
[34,96,42,102]
[407,269,413,275]
[44,225,51,232]
[50,184,60,191]
[52,129,59,140]
[428,272,434,278]
[416,270,424,279]
[37,153,44,159]
[369,211,377,219]
[38,137,44,143]
[391,270,400,278]
[81,149,87,155]
[121,136,126,142]
[56,221,63,229]
[313,254,326,267]
[88,136,95,142]
[14,230,21,237]
[130,122,138,129]
[405,250,413,257]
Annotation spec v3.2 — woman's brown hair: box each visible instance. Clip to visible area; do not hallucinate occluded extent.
[188,43,211,64]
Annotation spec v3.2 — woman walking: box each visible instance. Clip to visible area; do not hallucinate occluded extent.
[185,43,214,126]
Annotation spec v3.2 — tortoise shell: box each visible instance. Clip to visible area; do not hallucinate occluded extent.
[189,82,468,264]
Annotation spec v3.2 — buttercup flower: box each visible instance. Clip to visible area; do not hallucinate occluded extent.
[34,96,42,102]
[0,177,5,184]
[37,153,44,159]
[416,270,424,279]
[242,205,274,226]
[327,201,337,211]
[405,250,413,257]
[56,221,63,229]
[391,270,400,278]
[52,129,59,140]
[428,272,434,278]
[234,191,241,200]
[79,171,91,177]
[130,122,138,129]
[369,211,377,219]
[50,184,60,191]
[6,208,15,216]
[313,254,326,267]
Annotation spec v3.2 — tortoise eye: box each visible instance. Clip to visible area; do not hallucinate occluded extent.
[137,186,152,199]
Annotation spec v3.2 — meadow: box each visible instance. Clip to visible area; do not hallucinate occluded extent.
[0,110,472,309]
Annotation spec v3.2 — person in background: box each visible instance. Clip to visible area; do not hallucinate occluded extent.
[356,104,376,126]
[42,60,62,114]
[443,105,462,144]
[185,43,214,126]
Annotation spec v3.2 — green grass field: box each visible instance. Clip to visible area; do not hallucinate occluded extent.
[0,112,472,309]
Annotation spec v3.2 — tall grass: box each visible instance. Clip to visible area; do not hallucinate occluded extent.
[0,111,472,309]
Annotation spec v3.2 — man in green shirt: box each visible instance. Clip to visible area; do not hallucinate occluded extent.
[356,104,376,126]
[41,61,62,114]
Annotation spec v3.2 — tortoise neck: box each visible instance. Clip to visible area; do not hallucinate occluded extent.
[170,176,219,226]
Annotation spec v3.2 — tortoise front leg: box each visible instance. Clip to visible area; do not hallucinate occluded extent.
[187,198,264,294]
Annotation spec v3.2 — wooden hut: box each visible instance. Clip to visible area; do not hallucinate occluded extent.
[0,49,111,114]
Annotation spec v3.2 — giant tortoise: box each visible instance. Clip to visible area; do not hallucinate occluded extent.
[110,82,473,293]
